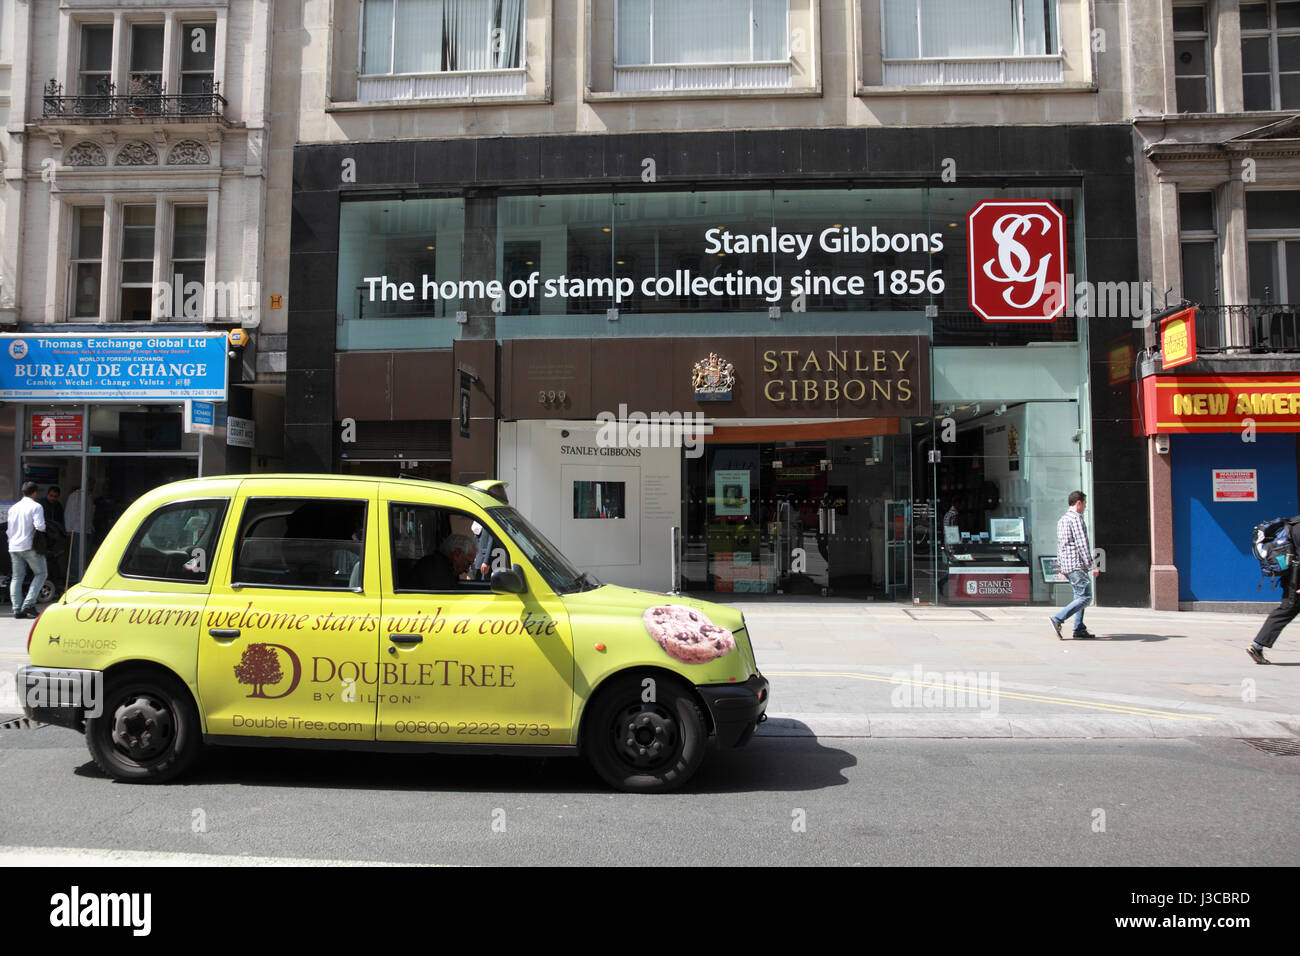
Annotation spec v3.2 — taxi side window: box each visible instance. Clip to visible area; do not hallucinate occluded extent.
[119,499,228,583]
[232,498,367,591]
[390,503,506,592]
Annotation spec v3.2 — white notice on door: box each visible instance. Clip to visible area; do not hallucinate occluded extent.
[643,474,677,522]
[1212,469,1257,502]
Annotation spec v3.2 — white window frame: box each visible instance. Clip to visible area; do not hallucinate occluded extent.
[62,196,218,324]
[1240,0,1300,111]
[77,22,113,96]
[356,0,529,100]
[178,21,218,98]
[1178,190,1220,306]
[68,204,106,321]
[881,0,1062,60]
[612,0,791,68]
[358,0,527,77]
[1172,2,1213,112]
[879,0,1063,86]
[68,12,224,110]
[1245,189,1300,303]
[118,202,158,323]
[610,0,793,92]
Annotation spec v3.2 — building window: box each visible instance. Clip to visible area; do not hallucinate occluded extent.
[883,0,1059,60]
[1173,4,1212,112]
[170,205,208,294]
[65,202,209,322]
[615,0,789,65]
[78,24,112,97]
[180,23,217,107]
[129,23,164,100]
[1179,192,1219,307]
[70,207,104,319]
[360,0,525,75]
[1241,1,1300,110]
[59,18,223,120]
[120,205,156,323]
[1246,190,1300,302]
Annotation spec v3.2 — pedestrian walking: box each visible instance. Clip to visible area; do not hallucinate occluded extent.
[1247,514,1300,664]
[1049,490,1100,640]
[468,479,509,579]
[7,481,48,619]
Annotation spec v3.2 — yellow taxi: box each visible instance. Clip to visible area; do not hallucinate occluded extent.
[18,475,768,792]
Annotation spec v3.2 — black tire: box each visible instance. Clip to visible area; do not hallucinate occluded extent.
[583,674,706,793]
[37,580,56,604]
[85,670,202,783]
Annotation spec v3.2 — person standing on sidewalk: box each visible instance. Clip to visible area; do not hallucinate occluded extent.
[7,482,48,619]
[1247,515,1300,664]
[1050,490,1099,640]
[64,481,94,582]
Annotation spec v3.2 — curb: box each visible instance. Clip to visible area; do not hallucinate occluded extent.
[757,714,1300,740]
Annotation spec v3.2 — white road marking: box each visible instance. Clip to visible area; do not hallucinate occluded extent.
[0,845,440,867]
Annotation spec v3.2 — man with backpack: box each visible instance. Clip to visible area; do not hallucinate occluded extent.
[1248,515,1300,664]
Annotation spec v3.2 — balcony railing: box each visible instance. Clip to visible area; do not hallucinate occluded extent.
[41,77,226,122]
[1193,305,1300,352]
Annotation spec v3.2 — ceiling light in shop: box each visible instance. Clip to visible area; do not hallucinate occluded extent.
[602,227,612,232]
[426,245,435,250]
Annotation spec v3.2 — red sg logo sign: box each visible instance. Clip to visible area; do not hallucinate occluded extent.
[967,200,1067,323]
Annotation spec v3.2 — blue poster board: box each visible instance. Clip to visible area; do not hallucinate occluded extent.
[0,333,228,401]
[1172,433,1300,602]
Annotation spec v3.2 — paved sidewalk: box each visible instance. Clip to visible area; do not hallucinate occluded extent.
[732,601,1299,739]
[2,601,1297,740]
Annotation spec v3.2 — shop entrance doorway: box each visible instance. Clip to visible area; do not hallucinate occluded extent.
[682,423,911,598]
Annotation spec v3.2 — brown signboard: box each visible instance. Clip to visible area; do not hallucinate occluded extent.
[503,335,929,420]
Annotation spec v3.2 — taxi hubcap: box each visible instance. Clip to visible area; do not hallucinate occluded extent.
[615,706,677,769]
[111,695,174,761]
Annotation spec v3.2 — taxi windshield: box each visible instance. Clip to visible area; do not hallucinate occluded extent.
[487,506,600,594]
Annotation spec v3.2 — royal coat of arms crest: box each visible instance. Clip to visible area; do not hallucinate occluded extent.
[691,353,735,400]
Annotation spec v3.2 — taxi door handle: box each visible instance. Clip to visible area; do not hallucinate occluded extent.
[389,633,423,644]
[209,628,240,639]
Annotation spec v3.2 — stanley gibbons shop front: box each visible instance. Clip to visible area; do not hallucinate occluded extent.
[287,127,1149,606]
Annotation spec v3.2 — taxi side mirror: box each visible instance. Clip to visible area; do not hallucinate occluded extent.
[490,563,527,595]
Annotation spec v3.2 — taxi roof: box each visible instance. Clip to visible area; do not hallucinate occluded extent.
[147,474,505,509]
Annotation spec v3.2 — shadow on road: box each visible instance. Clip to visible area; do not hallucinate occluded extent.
[1088,633,1179,642]
[68,721,854,795]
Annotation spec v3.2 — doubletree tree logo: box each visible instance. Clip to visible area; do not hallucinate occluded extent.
[233,642,302,699]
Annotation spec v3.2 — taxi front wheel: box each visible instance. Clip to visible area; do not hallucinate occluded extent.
[584,675,706,793]
[86,671,202,783]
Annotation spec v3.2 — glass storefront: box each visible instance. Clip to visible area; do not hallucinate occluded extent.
[334,181,1093,605]
[683,429,911,597]
[336,184,1084,349]
[677,401,1084,604]
[912,399,1085,606]
[12,403,200,586]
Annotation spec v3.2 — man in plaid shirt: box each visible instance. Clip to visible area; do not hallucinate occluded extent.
[1050,490,1099,639]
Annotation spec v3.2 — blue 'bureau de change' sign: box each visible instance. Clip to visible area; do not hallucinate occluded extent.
[0,333,228,401]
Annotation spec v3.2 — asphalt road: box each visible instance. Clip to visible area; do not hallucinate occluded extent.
[2,726,1296,866]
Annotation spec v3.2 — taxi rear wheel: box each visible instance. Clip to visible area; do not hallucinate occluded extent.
[86,671,201,783]
[584,675,705,793]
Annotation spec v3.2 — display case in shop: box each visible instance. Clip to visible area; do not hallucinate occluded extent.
[943,516,1032,603]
